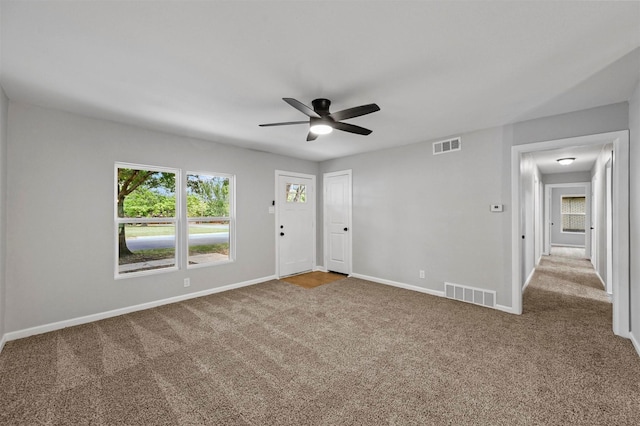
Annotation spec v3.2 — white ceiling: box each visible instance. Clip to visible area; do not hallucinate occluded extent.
[530,142,612,175]
[1,1,639,162]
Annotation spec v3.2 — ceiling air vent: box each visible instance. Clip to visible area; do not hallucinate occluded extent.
[433,137,461,155]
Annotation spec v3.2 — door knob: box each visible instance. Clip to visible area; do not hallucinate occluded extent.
[344,227,348,231]
[280,232,285,236]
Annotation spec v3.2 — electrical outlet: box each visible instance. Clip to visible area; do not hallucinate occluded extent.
[183,278,190,288]
[419,270,425,279]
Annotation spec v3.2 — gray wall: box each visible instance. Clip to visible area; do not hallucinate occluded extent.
[542,171,591,185]
[591,149,613,289]
[550,186,587,247]
[5,103,318,332]
[1,98,634,336]
[321,127,513,306]
[0,87,7,343]
[513,103,629,146]
[630,77,640,342]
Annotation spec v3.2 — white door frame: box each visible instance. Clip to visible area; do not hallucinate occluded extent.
[511,130,629,337]
[323,170,353,275]
[275,170,316,278]
[605,161,613,294]
[544,182,591,255]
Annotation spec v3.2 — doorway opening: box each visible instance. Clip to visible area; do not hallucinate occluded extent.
[511,130,629,337]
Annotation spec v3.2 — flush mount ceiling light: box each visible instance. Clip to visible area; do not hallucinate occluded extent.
[557,157,575,165]
[309,122,333,135]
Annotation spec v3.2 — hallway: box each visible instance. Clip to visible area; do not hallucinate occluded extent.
[526,249,608,310]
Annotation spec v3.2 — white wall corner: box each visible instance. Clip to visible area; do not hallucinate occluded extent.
[313,265,328,273]
[4,275,276,343]
[0,334,7,354]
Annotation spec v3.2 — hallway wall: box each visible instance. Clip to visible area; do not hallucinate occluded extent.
[629,76,640,347]
[550,186,587,247]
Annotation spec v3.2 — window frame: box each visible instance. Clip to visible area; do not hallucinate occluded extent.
[114,163,236,279]
[184,170,236,270]
[114,162,181,279]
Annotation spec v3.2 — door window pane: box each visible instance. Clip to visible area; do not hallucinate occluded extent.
[286,183,306,203]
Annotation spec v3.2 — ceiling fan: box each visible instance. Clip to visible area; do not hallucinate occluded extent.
[259,98,380,141]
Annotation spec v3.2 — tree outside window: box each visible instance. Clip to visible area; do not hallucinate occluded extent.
[115,164,235,277]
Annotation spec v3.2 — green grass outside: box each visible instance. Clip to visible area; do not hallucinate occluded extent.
[119,243,229,265]
[125,224,227,237]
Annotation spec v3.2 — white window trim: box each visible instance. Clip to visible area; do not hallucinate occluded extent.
[114,164,237,278]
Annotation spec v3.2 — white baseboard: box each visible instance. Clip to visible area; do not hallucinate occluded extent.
[630,331,640,358]
[350,273,520,315]
[4,275,276,343]
[522,268,536,292]
[495,304,518,314]
[0,333,6,354]
[313,266,328,273]
[350,273,445,298]
[594,271,606,289]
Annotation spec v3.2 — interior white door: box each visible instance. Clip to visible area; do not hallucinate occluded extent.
[324,171,351,274]
[277,174,314,277]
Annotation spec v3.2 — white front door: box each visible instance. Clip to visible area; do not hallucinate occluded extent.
[277,172,315,277]
[324,171,352,274]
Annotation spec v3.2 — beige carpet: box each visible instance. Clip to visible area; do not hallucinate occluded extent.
[280,271,346,289]
[1,257,639,425]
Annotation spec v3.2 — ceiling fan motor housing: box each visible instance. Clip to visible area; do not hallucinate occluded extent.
[312,98,332,116]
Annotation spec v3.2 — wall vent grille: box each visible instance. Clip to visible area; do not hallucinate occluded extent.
[444,282,495,308]
[433,137,461,155]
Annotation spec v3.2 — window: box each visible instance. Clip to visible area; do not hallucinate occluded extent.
[286,183,306,203]
[561,196,586,233]
[116,165,178,275]
[186,173,233,267]
[115,163,234,277]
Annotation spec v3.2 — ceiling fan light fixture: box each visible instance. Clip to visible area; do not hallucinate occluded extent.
[309,123,333,135]
[557,157,576,165]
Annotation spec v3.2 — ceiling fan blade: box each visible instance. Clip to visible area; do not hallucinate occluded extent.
[329,103,380,121]
[283,98,321,118]
[333,121,373,135]
[306,132,319,141]
[259,120,309,127]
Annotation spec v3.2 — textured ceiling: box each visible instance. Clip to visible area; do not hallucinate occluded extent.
[1,1,639,161]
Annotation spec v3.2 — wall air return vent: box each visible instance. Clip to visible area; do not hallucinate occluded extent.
[444,282,496,308]
[433,137,461,155]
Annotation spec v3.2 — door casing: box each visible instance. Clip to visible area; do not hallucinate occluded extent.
[511,130,629,337]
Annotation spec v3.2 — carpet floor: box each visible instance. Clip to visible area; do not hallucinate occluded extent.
[1,256,638,425]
